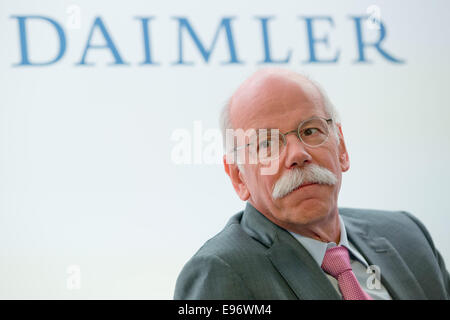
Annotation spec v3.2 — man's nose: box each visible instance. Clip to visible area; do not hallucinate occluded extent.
[283,133,313,169]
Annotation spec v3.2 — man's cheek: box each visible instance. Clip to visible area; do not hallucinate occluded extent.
[260,158,281,176]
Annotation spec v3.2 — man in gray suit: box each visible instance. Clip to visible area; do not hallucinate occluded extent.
[174,68,450,300]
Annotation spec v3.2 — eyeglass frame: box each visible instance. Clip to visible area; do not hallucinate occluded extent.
[233,116,334,157]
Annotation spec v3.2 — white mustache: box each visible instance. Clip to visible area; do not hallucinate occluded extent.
[272,164,338,199]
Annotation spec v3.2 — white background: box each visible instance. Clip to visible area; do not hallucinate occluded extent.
[0,0,449,299]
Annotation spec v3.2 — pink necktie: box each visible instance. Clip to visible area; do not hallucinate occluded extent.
[321,246,373,300]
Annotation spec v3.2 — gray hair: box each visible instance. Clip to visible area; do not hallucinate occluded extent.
[219,72,341,149]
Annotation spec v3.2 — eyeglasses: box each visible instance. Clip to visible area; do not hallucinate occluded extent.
[234,117,333,161]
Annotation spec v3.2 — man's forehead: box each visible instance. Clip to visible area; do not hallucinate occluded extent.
[229,70,324,130]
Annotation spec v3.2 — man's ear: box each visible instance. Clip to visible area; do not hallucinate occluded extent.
[223,155,250,201]
[336,125,350,172]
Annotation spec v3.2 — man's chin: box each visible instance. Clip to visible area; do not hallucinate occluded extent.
[276,198,332,225]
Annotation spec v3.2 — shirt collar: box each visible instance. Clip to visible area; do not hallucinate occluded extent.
[289,215,369,267]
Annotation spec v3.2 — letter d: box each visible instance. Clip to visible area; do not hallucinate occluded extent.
[11,16,66,66]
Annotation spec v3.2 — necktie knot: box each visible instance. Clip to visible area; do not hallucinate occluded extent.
[321,246,352,278]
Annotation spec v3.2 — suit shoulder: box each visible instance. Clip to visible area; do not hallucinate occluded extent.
[339,207,416,225]
[174,213,261,299]
[339,207,430,244]
[193,213,266,261]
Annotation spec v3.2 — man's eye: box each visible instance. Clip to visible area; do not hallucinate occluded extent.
[303,128,319,136]
[258,140,272,149]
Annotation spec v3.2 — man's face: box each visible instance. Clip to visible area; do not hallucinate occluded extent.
[227,71,349,233]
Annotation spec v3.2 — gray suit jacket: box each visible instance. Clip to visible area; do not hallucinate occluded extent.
[174,203,450,299]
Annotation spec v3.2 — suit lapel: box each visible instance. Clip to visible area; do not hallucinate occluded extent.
[267,230,341,300]
[241,203,340,300]
[343,214,426,300]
